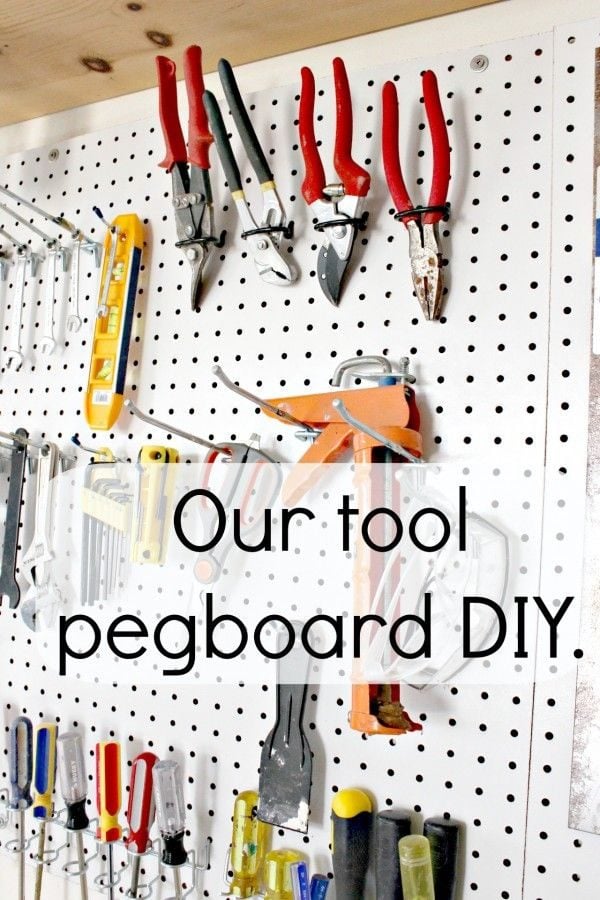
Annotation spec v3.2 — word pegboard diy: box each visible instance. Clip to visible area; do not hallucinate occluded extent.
[0,16,597,899]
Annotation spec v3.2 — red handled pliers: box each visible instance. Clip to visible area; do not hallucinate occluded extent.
[382,71,450,320]
[299,57,370,306]
[156,45,224,312]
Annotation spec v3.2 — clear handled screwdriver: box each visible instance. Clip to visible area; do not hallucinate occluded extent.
[125,752,157,898]
[96,741,122,900]
[57,731,90,900]
[9,716,33,900]
[32,723,57,900]
[153,760,188,900]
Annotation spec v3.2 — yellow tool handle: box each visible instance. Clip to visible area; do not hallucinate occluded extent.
[32,723,57,820]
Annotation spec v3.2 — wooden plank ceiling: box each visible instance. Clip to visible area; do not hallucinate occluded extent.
[0,0,501,127]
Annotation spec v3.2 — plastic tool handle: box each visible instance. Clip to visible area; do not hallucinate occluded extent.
[9,716,33,810]
[32,723,57,820]
[310,875,330,899]
[382,80,413,220]
[203,91,244,194]
[290,860,310,900]
[331,789,372,900]
[153,760,187,866]
[156,55,187,172]
[422,69,450,224]
[423,816,460,900]
[399,835,435,900]
[333,57,370,198]
[125,752,158,854]
[375,809,412,898]
[183,45,212,170]
[218,58,273,185]
[57,732,89,831]
[299,66,326,205]
[95,741,122,842]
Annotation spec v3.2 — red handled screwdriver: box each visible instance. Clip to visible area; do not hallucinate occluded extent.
[125,752,158,898]
[96,741,122,900]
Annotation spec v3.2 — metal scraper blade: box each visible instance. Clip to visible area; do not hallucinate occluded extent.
[257,623,312,833]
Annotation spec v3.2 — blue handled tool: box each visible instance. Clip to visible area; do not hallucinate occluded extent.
[310,875,330,900]
[33,723,58,900]
[9,716,33,900]
[290,860,310,900]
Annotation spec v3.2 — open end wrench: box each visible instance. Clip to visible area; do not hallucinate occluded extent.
[0,429,28,609]
[40,246,59,354]
[5,251,34,372]
[66,239,82,332]
[21,443,59,588]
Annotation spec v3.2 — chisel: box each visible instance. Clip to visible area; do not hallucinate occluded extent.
[32,723,57,900]
[96,741,122,900]
[57,731,90,900]
[125,752,157,898]
[9,716,33,900]
[331,789,372,900]
[153,760,187,900]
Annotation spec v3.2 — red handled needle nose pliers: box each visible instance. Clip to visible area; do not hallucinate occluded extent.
[299,57,371,306]
[382,71,450,320]
[156,45,223,312]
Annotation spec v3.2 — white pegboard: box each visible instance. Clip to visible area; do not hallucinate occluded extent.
[0,19,594,900]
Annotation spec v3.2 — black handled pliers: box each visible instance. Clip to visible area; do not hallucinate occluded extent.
[203,59,296,286]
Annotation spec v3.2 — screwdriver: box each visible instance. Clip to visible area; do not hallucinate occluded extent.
[96,741,122,900]
[399,835,435,900]
[125,752,158,898]
[56,731,90,900]
[32,723,57,900]
[153,760,188,900]
[264,849,302,900]
[330,789,372,900]
[57,732,90,900]
[9,716,33,900]
[229,790,269,897]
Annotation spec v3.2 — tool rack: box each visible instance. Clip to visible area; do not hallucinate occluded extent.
[0,0,599,897]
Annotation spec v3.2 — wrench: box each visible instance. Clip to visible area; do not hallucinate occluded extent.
[66,239,82,332]
[40,245,61,354]
[0,429,28,609]
[5,250,39,371]
[20,442,59,588]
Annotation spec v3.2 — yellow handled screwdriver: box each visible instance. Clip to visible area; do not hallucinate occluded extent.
[229,790,269,897]
[57,731,90,900]
[96,741,122,900]
[9,716,33,900]
[32,723,57,900]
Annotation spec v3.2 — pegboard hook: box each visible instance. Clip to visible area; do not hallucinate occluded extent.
[124,399,230,455]
[212,365,319,434]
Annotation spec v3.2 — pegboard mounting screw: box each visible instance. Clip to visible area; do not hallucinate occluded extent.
[470,54,489,72]
[48,148,59,162]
